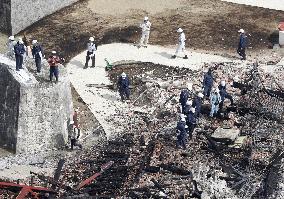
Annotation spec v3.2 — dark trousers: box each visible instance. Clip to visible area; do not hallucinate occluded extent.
[237,48,246,60]
[119,88,130,101]
[15,55,23,70]
[71,139,82,150]
[85,52,95,68]
[50,66,59,82]
[203,85,212,98]
[35,57,41,72]
[177,134,186,149]
[219,94,233,110]
[187,123,196,139]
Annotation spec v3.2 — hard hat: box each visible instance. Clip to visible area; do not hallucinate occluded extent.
[75,108,79,112]
[177,28,183,33]
[51,51,57,54]
[215,88,220,93]
[190,107,195,113]
[221,80,226,86]
[233,76,240,82]
[184,125,188,128]
[187,83,193,90]
[181,117,186,122]
[32,40,37,45]
[198,93,204,98]
[121,72,126,77]
[238,29,245,33]
[89,37,94,42]
[186,100,192,106]
[144,16,149,21]
[70,121,74,124]
[9,36,15,40]
[180,114,186,118]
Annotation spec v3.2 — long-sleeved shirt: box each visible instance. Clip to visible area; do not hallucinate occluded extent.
[238,33,247,49]
[140,21,151,32]
[87,42,96,53]
[203,72,214,87]
[187,111,197,124]
[176,121,187,135]
[179,32,186,44]
[179,89,190,106]
[48,55,61,67]
[118,76,130,89]
[14,43,26,56]
[32,44,43,59]
[210,92,221,106]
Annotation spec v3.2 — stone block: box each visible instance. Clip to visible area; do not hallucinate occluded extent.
[0,54,73,153]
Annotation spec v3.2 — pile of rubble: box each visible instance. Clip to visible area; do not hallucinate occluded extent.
[0,61,283,198]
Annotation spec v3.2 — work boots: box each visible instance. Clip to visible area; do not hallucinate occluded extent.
[171,55,176,59]
[183,55,188,59]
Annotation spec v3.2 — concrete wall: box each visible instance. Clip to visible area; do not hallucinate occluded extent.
[0,55,73,153]
[0,0,78,35]
[0,63,20,151]
[0,0,11,34]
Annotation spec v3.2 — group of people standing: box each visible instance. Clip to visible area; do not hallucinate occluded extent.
[6,36,63,83]
[176,69,234,149]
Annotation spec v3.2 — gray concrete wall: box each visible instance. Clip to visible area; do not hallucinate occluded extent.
[9,0,78,34]
[0,0,11,34]
[0,55,73,153]
[0,63,20,151]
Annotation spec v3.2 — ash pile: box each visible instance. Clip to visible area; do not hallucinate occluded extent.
[1,61,284,199]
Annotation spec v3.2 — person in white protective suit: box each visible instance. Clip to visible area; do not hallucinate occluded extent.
[172,28,188,59]
[138,16,151,48]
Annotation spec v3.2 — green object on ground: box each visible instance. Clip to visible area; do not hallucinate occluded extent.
[105,58,113,71]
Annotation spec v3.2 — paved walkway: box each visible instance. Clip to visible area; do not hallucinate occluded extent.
[222,0,284,11]
[67,43,231,137]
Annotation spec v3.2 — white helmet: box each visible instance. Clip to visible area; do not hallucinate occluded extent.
[51,50,57,54]
[32,40,37,45]
[9,36,15,41]
[121,72,126,77]
[238,29,245,33]
[187,83,193,90]
[70,121,74,125]
[89,37,94,42]
[215,88,220,93]
[180,114,186,118]
[198,93,204,98]
[186,100,192,106]
[190,107,195,113]
[144,16,149,21]
[181,117,186,122]
[233,76,240,82]
[221,80,226,86]
[177,28,183,33]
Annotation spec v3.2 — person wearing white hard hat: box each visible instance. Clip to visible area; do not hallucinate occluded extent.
[117,72,130,102]
[176,116,187,149]
[84,36,97,68]
[192,93,204,118]
[7,35,16,57]
[218,80,234,110]
[172,28,188,59]
[179,82,193,114]
[48,51,62,83]
[14,38,26,71]
[209,88,221,117]
[138,16,151,48]
[186,107,197,139]
[68,121,82,150]
[237,28,247,60]
[31,39,44,73]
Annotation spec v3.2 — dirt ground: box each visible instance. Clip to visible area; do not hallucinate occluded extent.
[13,0,284,62]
